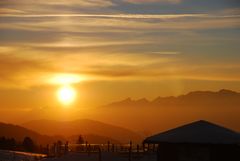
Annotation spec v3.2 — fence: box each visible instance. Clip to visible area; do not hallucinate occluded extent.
[44,141,158,161]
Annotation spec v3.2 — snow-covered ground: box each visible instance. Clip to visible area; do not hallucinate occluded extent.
[0,150,156,161]
[42,152,157,161]
[0,150,46,161]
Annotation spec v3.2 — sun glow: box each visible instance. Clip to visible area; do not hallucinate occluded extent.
[50,74,86,85]
[57,85,76,105]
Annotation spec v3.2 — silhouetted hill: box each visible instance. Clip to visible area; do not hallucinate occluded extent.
[22,119,142,143]
[0,122,61,145]
[104,89,240,108]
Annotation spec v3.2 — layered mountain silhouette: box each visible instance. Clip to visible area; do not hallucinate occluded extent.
[0,122,62,145]
[1,120,142,144]
[99,89,240,134]
[22,119,142,143]
[104,89,240,108]
[1,89,239,145]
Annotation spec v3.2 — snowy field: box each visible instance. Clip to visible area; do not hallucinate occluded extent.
[43,152,157,161]
[0,150,156,161]
[0,150,46,161]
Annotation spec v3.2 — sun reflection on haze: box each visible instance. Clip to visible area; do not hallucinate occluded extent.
[50,73,86,85]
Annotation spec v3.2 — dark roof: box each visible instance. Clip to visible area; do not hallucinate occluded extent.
[144,120,240,145]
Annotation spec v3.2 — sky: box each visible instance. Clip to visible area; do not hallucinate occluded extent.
[0,0,240,124]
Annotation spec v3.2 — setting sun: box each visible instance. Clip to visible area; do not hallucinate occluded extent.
[57,85,76,105]
[1,1,240,161]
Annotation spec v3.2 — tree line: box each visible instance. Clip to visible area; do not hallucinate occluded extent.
[0,136,35,152]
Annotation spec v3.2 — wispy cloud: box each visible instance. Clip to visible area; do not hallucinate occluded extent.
[0,8,25,14]
[0,0,115,8]
[149,51,181,55]
[44,0,115,7]
[0,13,207,19]
[123,0,182,4]
[1,13,239,19]
[1,13,239,34]
[0,0,240,90]
[1,44,240,90]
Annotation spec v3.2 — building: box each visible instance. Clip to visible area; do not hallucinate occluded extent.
[143,120,240,161]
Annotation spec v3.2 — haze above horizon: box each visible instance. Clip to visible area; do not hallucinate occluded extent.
[0,0,240,131]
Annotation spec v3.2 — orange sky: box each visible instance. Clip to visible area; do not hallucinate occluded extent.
[0,0,240,131]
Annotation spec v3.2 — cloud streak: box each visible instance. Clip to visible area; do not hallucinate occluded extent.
[0,0,115,8]
[0,13,205,19]
[1,13,239,37]
[0,45,240,89]
[0,0,240,90]
[1,13,240,19]
[123,0,182,4]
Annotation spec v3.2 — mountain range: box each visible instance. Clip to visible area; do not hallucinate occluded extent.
[1,89,240,145]
[98,89,240,134]
[104,89,240,108]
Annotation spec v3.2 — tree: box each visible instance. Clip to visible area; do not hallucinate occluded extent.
[22,137,35,152]
[0,137,16,150]
[77,135,84,144]
[0,137,7,149]
[8,138,16,150]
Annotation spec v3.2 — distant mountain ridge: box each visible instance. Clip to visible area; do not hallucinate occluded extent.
[22,119,143,143]
[0,122,60,145]
[104,89,240,108]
